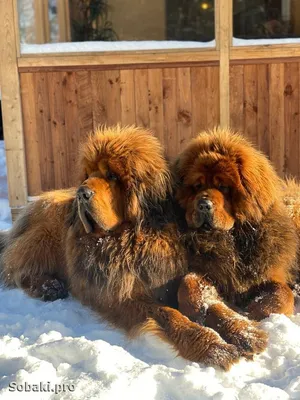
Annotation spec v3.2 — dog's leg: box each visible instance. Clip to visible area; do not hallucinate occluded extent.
[245,281,294,321]
[19,274,69,301]
[1,208,69,302]
[177,273,268,357]
[102,299,240,370]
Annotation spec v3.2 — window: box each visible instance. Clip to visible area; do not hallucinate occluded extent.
[233,0,300,40]
[18,0,215,52]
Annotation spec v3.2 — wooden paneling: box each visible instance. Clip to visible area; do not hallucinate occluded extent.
[33,72,54,191]
[162,68,178,158]
[75,71,93,138]
[20,60,300,195]
[256,64,269,156]
[230,61,300,178]
[134,69,149,128]
[284,63,299,178]
[229,65,244,132]
[243,65,258,145]
[120,70,136,125]
[191,67,207,134]
[176,68,192,148]
[191,67,220,134]
[20,65,220,195]
[269,63,285,176]
[148,69,164,146]
[21,73,41,195]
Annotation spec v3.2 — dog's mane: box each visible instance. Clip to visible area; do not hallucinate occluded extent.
[174,127,284,222]
[66,126,186,302]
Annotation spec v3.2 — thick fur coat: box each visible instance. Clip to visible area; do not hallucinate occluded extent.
[174,128,298,325]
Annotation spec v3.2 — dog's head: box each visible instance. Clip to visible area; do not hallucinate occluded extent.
[74,125,171,234]
[174,128,283,231]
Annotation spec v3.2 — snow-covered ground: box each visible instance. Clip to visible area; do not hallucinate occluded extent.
[0,142,12,229]
[0,141,300,399]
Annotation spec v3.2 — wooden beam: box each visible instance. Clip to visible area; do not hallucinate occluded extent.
[43,0,50,43]
[12,0,20,57]
[0,0,28,209]
[57,0,71,42]
[231,45,300,61]
[215,0,220,51]
[17,49,219,69]
[219,0,232,127]
[34,0,50,43]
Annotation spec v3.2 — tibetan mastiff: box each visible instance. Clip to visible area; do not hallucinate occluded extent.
[0,126,247,370]
[174,127,298,348]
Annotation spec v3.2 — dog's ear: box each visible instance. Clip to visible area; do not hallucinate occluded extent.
[234,152,282,222]
[65,199,78,228]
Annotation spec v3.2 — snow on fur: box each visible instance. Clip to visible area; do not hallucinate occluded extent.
[0,141,300,399]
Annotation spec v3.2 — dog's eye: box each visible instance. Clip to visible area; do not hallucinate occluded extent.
[106,171,118,181]
[194,183,204,191]
[219,185,230,194]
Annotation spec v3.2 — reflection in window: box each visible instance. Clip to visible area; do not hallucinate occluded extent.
[166,0,214,42]
[18,0,35,43]
[18,0,215,45]
[233,0,300,39]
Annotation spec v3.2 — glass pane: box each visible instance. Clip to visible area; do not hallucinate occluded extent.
[166,0,215,42]
[18,0,36,43]
[18,0,215,52]
[233,0,300,40]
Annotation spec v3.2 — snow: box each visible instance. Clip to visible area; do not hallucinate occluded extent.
[20,37,300,54]
[0,142,12,229]
[0,141,300,399]
[21,40,216,54]
[233,37,300,46]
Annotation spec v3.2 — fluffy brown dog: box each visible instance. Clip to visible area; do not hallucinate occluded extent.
[173,127,298,350]
[0,126,246,370]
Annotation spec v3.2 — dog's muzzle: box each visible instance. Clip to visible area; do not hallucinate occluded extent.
[77,186,94,203]
[76,186,95,233]
[196,198,214,231]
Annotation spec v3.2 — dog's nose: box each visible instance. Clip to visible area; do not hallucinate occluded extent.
[198,199,213,212]
[77,186,94,201]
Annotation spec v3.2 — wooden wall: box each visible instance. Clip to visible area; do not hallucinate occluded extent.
[230,61,300,179]
[20,58,300,197]
[20,64,220,196]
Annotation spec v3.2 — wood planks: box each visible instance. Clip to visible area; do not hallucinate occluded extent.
[230,62,300,178]
[20,65,220,194]
[284,63,299,178]
[18,58,300,197]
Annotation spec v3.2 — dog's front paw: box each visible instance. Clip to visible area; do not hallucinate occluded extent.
[219,318,268,357]
[203,340,240,371]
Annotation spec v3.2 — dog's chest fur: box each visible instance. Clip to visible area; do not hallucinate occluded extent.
[68,225,186,304]
[184,223,270,298]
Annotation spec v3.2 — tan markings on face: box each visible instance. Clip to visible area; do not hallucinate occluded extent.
[192,188,234,230]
